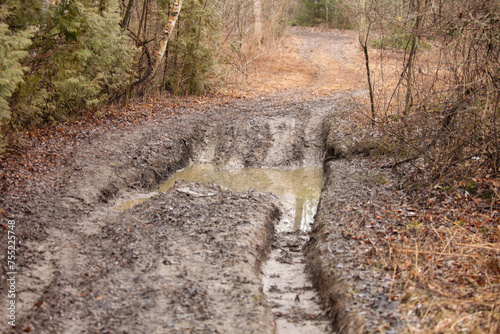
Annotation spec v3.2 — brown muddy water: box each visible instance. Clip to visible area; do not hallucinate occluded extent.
[114,164,330,333]
[115,164,322,232]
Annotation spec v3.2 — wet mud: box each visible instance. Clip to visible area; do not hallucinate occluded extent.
[3,94,334,333]
[122,164,330,334]
[0,28,413,334]
[116,164,323,232]
[263,230,331,334]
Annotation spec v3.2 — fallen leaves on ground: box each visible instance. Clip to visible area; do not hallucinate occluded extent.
[355,173,500,333]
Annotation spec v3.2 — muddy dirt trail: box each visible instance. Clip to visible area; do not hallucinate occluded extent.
[1,28,415,333]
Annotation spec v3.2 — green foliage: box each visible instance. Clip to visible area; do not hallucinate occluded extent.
[3,0,137,127]
[370,33,410,50]
[163,0,217,95]
[293,0,351,29]
[294,0,325,26]
[0,5,34,156]
[370,33,432,51]
[1,0,46,28]
[54,2,137,108]
[0,6,33,122]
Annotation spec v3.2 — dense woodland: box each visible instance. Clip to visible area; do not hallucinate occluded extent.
[0,0,498,183]
[355,0,500,182]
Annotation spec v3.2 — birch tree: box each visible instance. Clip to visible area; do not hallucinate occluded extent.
[151,0,184,77]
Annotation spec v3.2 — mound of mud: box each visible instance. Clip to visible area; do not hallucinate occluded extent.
[18,181,281,333]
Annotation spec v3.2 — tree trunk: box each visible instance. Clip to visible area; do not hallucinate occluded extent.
[359,0,367,43]
[125,0,149,106]
[362,43,376,124]
[253,0,263,45]
[121,0,134,30]
[151,0,184,78]
[404,0,422,117]
[359,0,375,124]
[136,0,148,47]
[325,0,329,27]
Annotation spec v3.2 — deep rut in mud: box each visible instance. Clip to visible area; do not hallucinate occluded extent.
[1,28,420,334]
[262,227,331,334]
[169,100,334,332]
[116,164,331,333]
[2,94,342,334]
[110,105,332,333]
[169,104,332,333]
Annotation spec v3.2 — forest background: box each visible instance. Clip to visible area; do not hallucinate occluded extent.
[0,0,498,184]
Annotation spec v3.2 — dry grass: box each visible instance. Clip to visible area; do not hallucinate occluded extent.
[332,38,500,332]
[375,194,500,333]
[367,44,452,118]
[244,36,318,93]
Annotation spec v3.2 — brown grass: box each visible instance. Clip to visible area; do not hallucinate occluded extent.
[381,201,500,333]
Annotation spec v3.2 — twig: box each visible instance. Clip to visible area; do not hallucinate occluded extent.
[380,156,418,169]
[397,248,479,257]
[431,225,445,243]
[415,242,419,270]
[439,229,458,258]
[450,313,476,331]
[457,243,500,252]
[389,261,397,295]
[417,280,474,299]
[489,287,499,334]
[368,238,388,268]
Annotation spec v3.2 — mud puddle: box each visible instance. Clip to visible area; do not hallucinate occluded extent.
[115,164,322,231]
[115,164,330,332]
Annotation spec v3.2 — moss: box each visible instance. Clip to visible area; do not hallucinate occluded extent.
[408,221,422,229]
[369,172,389,185]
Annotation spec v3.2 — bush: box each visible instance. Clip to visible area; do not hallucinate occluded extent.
[293,0,352,29]
[0,5,34,155]
[370,33,431,51]
[4,0,136,127]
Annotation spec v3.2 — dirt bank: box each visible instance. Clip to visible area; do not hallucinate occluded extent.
[307,155,408,333]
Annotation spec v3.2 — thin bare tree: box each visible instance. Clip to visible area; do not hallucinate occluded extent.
[152,0,184,77]
[253,0,263,45]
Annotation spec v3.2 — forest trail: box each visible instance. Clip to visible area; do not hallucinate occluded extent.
[231,27,366,97]
[0,28,404,334]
